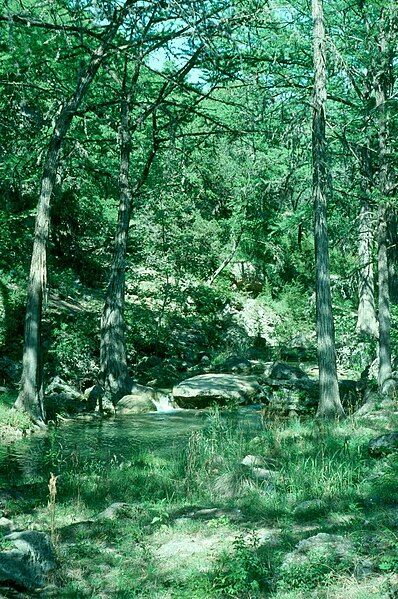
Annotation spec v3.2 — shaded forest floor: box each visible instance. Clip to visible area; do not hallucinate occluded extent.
[1,406,398,598]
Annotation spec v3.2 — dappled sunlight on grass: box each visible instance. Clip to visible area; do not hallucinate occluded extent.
[1,410,397,597]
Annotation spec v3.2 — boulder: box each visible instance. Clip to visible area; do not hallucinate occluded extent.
[83,384,104,410]
[368,432,398,456]
[229,297,279,344]
[0,530,57,591]
[282,533,354,568]
[0,519,14,534]
[270,362,309,381]
[241,454,264,467]
[96,502,133,521]
[117,382,169,414]
[172,374,261,408]
[117,392,156,414]
[280,532,373,581]
[45,376,84,418]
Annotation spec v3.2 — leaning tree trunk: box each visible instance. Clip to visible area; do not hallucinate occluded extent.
[375,9,396,396]
[312,0,344,419]
[356,146,378,337]
[15,2,134,424]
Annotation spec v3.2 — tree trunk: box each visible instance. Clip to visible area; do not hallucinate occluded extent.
[376,16,395,395]
[15,2,134,424]
[356,146,378,337]
[387,208,398,303]
[312,0,344,419]
[100,95,132,406]
[100,102,159,407]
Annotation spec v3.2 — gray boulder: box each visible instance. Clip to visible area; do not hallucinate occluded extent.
[282,533,354,567]
[117,393,155,414]
[0,530,57,591]
[173,374,261,408]
[116,383,163,414]
[45,376,84,418]
[96,502,133,521]
[368,432,398,456]
[270,362,309,381]
[281,533,373,581]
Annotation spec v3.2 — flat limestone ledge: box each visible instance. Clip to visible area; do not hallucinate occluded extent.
[173,373,262,408]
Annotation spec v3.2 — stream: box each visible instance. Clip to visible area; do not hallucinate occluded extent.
[0,408,263,492]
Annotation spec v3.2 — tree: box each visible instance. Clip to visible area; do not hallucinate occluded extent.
[375,5,396,395]
[14,1,136,424]
[311,0,344,419]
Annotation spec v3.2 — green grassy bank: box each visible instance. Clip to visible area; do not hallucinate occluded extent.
[2,407,398,598]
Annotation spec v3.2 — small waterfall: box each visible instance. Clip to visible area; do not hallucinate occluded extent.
[152,393,180,413]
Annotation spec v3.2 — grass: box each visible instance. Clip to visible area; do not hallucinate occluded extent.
[0,391,32,439]
[1,407,398,597]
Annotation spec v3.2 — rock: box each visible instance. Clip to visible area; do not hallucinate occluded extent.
[368,432,398,456]
[0,519,14,534]
[96,502,132,521]
[219,356,252,373]
[117,383,174,414]
[117,391,156,414]
[282,533,354,567]
[251,467,275,481]
[46,376,81,399]
[229,297,279,344]
[0,530,57,591]
[45,376,84,418]
[293,499,327,518]
[241,454,264,467]
[0,387,8,395]
[83,384,104,410]
[172,374,261,408]
[270,362,309,381]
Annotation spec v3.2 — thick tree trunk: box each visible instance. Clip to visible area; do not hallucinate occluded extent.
[356,147,378,337]
[312,0,344,419]
[15,2,134,424]
[100,99,159,407]
[375,11,396,395]
[100,96,132,406]
[387,208,398,303]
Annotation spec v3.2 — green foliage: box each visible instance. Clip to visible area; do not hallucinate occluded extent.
[277,546,354,591]
[211,534,266,598]
[48,317,99,384]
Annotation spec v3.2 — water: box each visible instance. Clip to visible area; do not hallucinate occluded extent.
[0,408,262,490]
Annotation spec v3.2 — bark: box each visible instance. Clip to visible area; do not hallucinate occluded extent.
[100,106,159,406]
[312,0,344,419]
[387,208,398,303]
[356,146,378,337]
[100,94,132,406]
[376,17,395,395]
[100,53,203,407]
[15,1,135,424]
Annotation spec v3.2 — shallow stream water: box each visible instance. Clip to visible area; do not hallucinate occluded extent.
[0,408,262,491]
